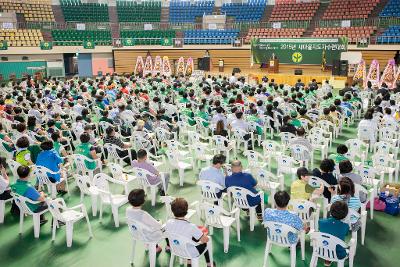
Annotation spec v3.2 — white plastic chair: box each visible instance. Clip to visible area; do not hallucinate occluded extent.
[308,176,333,219]
[262,140,283,171]
[192,143,214,171]
[277,155,299,181]
[344,138,369,164]
[0,197,12,224]
[34,166,69,199]
[244,150,267,171]
[290,144,313,168]
[372,153,399,183]
[279,132,296,150]
[108,162,137,195]
[253,168,283,204]
[227,186,264,231]
[127,218,163,267]
[74,174,99,216]
[93,173,128,227]
[166,232,214,267]
[290,199,320,231]
[309,232,355,267]
[232,128,254,152]
[103,143,132,166]
[263,221,305,267]
[212,135,236,162]
[160,195,197,222]
[165,149,193,187]
[71,154,102,179]
[373,140,398,159]
[12,193,48,238]
[197,180,226,207]
[6,159,21,183]
[308,129,328,158]
[357,125,376,149]
[132,167,167,206]
[197,202,240,253]
[47,198,93,247]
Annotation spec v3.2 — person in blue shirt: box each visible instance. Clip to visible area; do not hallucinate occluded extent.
[263,191,303,244]
[199,154,227,198]
[225,160,262,217]
[36,139,66,195]
[319,201,350,266]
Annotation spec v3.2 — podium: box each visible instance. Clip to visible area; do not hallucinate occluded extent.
[268,59,279,73]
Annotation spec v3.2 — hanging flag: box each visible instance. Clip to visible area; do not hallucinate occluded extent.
[0,40,8,50]
[161,37,172,46]
[123,38,135,47]
[83,41,95,49]
[40,41,53,50]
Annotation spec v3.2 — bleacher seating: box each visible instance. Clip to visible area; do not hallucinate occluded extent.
[377,25,400,43]
[0,29,43,47]
[0,0,54,22]
[380,0,400,17]
[120,30,176,45]
[117,0,161,22]
[269,1,319,22]
[221,0,267,22]
[312,26,377,43]
[323,0,379,20]
[183,29,239,44]
[245,28,305,43]
[169,0,214,23]
[51,29,112,46]
[60,0,109,22]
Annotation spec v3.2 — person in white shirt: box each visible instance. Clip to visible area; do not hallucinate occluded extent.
[126,189,166,253]
[229,73,237,85]
[199,154,227,197]
[211,107,227,129]
[358,111,378,143]
[381,107,397,126]
[230,111,249,132]
[27,103,42,124]
[73,99,84,115]
[164,198,214,267]
[0,163,12,201]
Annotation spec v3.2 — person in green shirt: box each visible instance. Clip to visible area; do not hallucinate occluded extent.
[99,110,113,124]
[15,136,34,167]
[289,111,302,128]
[196,105,209,127]
[181,103,196,126]
[0,124,14,153]
[10,165,48,224]
[247,109,263,135]
[179,92,190,104]
[328,144,349,164]
[75,132,99,170]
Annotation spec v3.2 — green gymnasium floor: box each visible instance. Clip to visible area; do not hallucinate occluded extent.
[1,122,399,267]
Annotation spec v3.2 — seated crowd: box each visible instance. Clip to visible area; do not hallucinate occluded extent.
[0,72,399,266]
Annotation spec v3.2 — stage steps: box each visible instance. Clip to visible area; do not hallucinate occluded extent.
[303,2,329,37]
[261,4,274,23]
[108,6,120,40]
[51,4,65,24]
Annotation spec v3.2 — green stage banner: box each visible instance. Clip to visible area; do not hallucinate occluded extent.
[83,41,95,49]
[123,38,135,46]
[161,37,173,46]
[0,40,8,50]
[251,37,348,65]
[40,41,53,50]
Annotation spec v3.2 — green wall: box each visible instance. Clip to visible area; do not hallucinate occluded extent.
[0,61,47,79]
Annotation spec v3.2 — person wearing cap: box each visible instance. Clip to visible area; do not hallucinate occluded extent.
[225,160,262,218]
[291,167,323,201]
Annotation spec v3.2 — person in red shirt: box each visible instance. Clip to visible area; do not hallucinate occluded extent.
[235,94,244,105]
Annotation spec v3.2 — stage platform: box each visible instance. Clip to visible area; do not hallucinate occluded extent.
[206,65,349,89]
